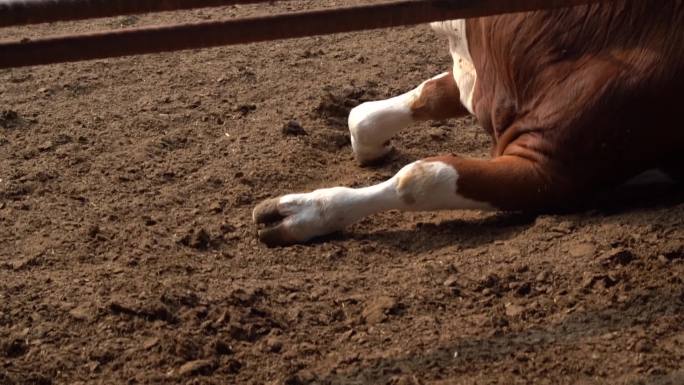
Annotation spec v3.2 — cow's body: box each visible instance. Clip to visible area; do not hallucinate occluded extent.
[254,1,684,246]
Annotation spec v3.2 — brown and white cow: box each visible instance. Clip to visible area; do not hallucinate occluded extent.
[253,2,684,246]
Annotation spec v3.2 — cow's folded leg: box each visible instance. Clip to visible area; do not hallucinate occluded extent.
[253,154,560,246]
[348,72,469,165]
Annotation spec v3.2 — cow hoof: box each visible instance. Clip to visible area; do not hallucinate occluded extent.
[252,198,297,247]
[252,198,285,224]
[354,143,395,166]
[252,189,353,247]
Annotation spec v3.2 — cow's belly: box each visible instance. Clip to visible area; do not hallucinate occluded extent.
[431,20,477,114]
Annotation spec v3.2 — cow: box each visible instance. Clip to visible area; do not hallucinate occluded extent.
[253,1,684,246]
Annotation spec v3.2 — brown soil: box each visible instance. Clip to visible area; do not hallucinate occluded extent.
[1,2,683,385]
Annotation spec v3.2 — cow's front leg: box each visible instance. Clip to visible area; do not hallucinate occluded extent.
[254,157,513,246]
[349,72,469,165]
[254,153,565,246]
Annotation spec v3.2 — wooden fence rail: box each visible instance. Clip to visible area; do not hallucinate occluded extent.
[0,0,614,69]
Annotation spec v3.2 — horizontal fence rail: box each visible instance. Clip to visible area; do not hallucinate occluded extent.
[0,0,282,27]
[0,0,615,69]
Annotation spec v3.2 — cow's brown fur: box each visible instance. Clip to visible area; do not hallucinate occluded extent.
[463,1,684,205]
[410,72,469,121]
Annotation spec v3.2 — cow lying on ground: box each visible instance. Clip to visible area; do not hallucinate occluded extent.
[253,1,684,246]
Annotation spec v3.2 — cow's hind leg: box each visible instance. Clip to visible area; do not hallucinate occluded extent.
[349,72,469,165]
[253,154,561,246]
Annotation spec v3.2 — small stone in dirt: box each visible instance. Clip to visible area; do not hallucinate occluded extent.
[598,248,635,266]
[297,342,318,355]
[362,296,399,324]
[209,201,224,214]
[478,274,500,290]
[443,275,459,287]
[11,255,40,270]
[178,359,215,376]
[37,140,54,151]
[264,336,283,353]
[569,242,596,259]
[297,370,317,384]
[505,303,526,317]
[281,120,307,136]
[428,127,447,141]
[142,337,159,350]
[68,305,92,321]
[220,222,236,234]
[552,221,575,234]
[582,272,618,289]
[536,270,550,282]
[581,272,597,289]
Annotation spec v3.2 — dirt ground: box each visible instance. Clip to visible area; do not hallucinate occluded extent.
[1,2,683,384]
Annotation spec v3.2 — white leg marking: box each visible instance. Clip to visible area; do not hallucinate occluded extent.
[259,161,493,243]
[348,73,451,164]
[431,20,477,114]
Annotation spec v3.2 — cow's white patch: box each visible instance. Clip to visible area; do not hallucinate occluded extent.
[394,161,491,211]
[261,161,492,243]
[348,73,450,164]
[431,20,477,114]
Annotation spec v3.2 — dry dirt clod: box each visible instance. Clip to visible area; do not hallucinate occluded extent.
[0,109,19,128]
[236,104,257,116]
[443,275,459,287]
[142,337,159,350]
[68,305,92,321]
[281,120,307,136]
[569,242,597,259]
[552,221,575,233]
[178,359,215,376]
[479,274,500,289]
[514,282,532,297]
[264,336,283,353]
[598,248,635,266]
[505,303,526,317]
[362,296,399,325]
[11,255,41,271]
[177,228,212,250]
[536,270,550,282]
[209,201,225,214]
[582,272,619,290]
